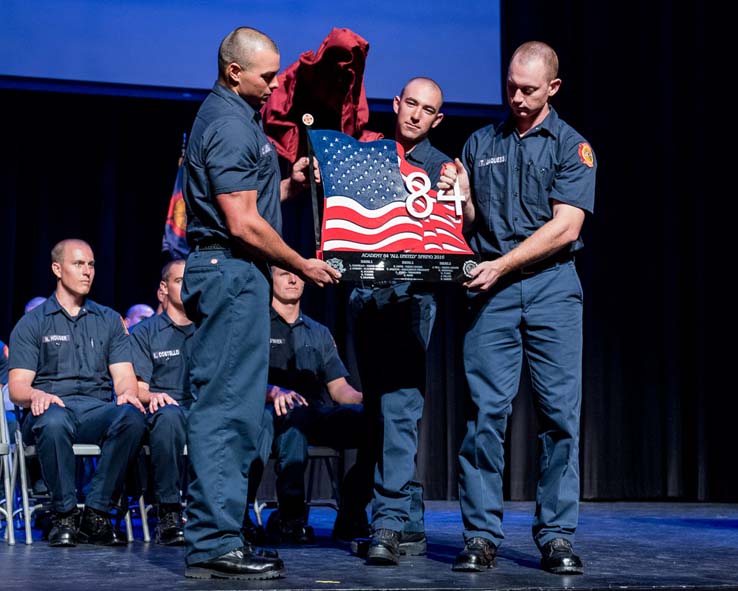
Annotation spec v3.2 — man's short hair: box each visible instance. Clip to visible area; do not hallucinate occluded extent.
[161,258,186,282]
[218,26,278,77]
[400,77,444,106]
[50,239,92,264]
[510,41,559,81]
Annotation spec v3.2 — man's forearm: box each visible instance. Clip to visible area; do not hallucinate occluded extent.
[279,177,305,202]
[114,376,139,401]
[230,215,308,275]
[9,384,46,408]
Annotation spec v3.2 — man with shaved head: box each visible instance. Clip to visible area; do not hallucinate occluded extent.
[124,303,155,329]
[440,41,596,575]
[181,26,339,580]
[8,239,147,547]
[349,77,450,566]
[24,296,47,314]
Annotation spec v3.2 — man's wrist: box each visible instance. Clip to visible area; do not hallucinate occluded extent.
[289,176,306,195]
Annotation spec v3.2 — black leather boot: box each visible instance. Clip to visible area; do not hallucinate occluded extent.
[540,538,583,574]
[185,546,285,580]
[452,537,497,571]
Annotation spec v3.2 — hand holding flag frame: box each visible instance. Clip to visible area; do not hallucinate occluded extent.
[307,129,479,282]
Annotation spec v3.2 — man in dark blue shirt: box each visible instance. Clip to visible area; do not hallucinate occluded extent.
[130,259,193,546]
[8,239,147,547]
[350,78,451,566]
[181,26,340,581]
[440,42,596,575]
[1,341,13,436]
[124,304,155,330]
[243,266,367,546]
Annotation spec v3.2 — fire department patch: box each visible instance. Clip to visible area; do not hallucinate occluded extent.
[578,143,594,168]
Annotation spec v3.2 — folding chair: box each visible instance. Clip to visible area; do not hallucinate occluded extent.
[305,445,344,512]
[11,419,135,545]
[1,403,15,545]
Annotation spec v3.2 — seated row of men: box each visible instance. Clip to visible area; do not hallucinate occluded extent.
[3,238,370,547]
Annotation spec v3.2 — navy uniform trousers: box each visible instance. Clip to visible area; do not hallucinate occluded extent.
[182,248,270,564]
[23,395,146,514]
[349,286,436,533]
[459,260,583,549]
[253,403,371,521]
[147,404,188,505]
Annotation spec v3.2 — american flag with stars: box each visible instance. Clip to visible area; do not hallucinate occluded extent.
[308,129,472,254]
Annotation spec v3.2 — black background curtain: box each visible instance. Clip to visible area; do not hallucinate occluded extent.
[0,1,721,501]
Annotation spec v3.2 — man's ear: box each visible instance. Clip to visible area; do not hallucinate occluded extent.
[392,95,401,115]
[225,62,242,86]
[548,78,561,98]
[431,112,445,129]
[51,262,62,280]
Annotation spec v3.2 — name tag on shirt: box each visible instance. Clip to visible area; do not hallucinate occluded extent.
[42,335,70,343]
[479,156,506,167]
[153,349,181,359]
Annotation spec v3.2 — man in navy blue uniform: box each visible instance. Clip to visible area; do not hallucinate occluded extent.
[244,266,367,545]
[130,259,192,546]
[181,26,340,580]
[350,77,450,565]
[8,239,147,547]
[124,303,155,330]
[1,341,13,435]
[440,41,596,575]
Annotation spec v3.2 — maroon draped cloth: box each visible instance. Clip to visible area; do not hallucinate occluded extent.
[261,27,383,163]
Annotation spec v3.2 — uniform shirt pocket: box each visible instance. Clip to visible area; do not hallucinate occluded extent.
[523,161,555,210]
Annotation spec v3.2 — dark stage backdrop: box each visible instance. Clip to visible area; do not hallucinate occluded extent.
[0,1,720,502]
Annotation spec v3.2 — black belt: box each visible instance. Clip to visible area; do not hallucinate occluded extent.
[195,240,231,251]
[193,241,270,276]
[517,251,574,276]
[481,250,574,276]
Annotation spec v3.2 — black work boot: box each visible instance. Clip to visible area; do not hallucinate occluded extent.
[366,528,401,565]
[240,512,267,546]
[540,538,584,574]
[240,512,279,559]
[48,508,80,547]
[185,546,285,580]
[266,510,315,545]
[452,537,497,571]
[156,504,185,546]
[78,506,126,546]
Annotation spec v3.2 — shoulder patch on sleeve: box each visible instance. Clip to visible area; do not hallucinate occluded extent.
[578,143,594,168]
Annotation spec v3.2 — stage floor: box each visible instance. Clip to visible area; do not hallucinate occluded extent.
[2,501,738,590]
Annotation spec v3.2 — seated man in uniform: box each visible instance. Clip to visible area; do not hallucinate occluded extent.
[130,258,193,546]
[242,266,371,545]
[25,297,47,314]
[8,238,147,547]
[3,300,49,437]
[124,303,155,329]
[2,341,14,435]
